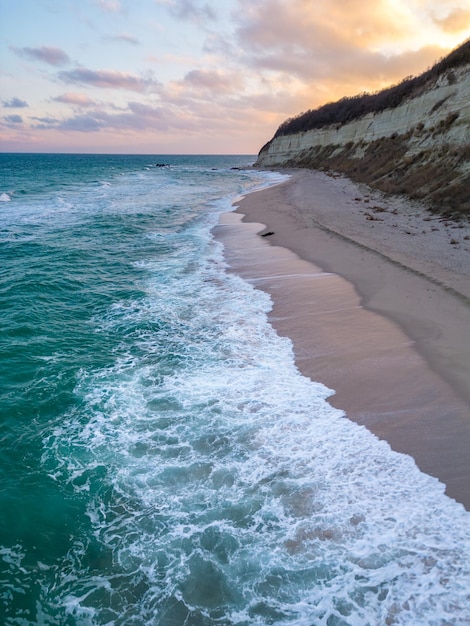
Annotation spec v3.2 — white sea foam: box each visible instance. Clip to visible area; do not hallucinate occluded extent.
[35,162,470,624]
[0,192,11,201]
[46,243,470,624]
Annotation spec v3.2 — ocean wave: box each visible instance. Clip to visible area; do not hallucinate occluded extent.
[2,155,469,625]
[41,231,470,624]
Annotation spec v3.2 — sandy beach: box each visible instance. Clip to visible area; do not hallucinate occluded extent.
[215,169,470,509]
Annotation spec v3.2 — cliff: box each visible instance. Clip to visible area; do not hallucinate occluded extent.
[255,40,470,218]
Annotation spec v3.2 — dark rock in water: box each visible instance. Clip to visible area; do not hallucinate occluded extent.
[261,231,274,237]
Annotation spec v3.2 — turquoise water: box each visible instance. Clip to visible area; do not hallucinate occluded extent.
[1,154,469,625]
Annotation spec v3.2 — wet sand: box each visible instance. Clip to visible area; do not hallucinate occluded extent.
[215,170,470,509]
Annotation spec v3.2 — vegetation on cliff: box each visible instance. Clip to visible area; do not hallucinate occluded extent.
[279,132,470,219]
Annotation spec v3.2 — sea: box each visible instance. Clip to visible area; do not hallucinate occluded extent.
[0,153,469,626]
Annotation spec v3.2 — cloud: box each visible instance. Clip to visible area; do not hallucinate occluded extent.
[28,103,166,134]
[30,112,104,132]
[435,8,470,33]
[127,102,165,118]
[234,0,459,100]
[12,45,70,66]
[58,68,158,92]
[183,69,242,93]
[63,110,165,133]
[52,93,97,107]
[3,114,23,124]
[237,0,404,70]
[236,0,430,55]
[107,33,140,45]
[3,97,29,108]
[158,0,216,23]
[29,94,241,135]
[58,115,104,132]
[31,116,61,127]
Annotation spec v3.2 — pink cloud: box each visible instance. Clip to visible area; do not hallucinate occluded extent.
[52,93,97,107]
[12,45,70,67]
[58,68,157,92]
[183,69,242,93]
[235,0,449,95]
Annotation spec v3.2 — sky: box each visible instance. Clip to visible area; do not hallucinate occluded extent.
[1,0,470,154]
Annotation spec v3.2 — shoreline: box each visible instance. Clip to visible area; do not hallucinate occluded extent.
[215,169,470,509]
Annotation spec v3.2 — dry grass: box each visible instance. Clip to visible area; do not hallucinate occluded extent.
[284,132,470,220]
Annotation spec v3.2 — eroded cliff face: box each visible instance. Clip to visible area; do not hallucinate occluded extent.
[256,66,470,218]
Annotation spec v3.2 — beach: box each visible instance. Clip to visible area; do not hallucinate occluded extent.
[217,169,470,509]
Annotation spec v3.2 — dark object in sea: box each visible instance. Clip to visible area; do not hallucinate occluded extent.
[261,231,275,237]
[155,163,169,167]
